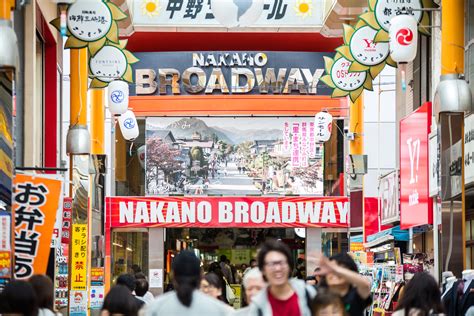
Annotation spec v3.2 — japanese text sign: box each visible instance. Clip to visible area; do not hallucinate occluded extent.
[399,102,432,229]
[107,196,350,228]
[71,224,88,291]
[13,174,62,279]
[132,0,324,28]
[61,198,73,245]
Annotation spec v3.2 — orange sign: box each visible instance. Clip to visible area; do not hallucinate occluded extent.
[13,174,62,279]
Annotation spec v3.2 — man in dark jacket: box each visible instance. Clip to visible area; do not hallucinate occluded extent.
[116,273,145,310]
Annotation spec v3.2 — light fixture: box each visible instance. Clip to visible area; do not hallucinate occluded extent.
[0,19,19,71]
[66,125,91,155]
[434,74,472,120]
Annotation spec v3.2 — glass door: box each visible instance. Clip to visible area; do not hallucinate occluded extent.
[111,229,149,283]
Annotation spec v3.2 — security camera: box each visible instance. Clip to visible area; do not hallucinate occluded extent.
[343,126,355,141]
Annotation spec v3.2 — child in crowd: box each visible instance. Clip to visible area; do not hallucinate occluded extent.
[312,290,346,316]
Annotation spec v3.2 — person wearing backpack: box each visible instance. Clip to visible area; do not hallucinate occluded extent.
[248,239,316,316]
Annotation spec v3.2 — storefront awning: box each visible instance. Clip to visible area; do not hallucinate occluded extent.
[363,226,409,249]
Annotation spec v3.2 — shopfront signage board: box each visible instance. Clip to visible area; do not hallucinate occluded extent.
[132,0,324,29]
[399,102,432,229]
[373,0,423,32]
[380,170,399,225]
[106,196,350,228]
[429,131,439,196]
[13,174,63,279]
[132,51,333,96]
[465,114,474,185]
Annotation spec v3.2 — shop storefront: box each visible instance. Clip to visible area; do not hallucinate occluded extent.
[108,50,350,294]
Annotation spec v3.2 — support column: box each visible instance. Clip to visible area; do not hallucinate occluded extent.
[439,0,466,274]
[68,47,89,312]
[306,228,322,278]
[148,228,165,296]
[349,96,365,241]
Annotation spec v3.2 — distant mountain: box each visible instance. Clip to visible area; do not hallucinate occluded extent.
[210,126,281,144]
[165,118,234,144]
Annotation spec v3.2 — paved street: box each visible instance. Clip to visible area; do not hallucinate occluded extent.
[207,162,261,195]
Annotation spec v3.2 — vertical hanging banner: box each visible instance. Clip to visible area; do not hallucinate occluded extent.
[300,122,308,167]
[61,198,73,245]
[71,224,88,291]
[13,174,62,279]
[291,122,301,167]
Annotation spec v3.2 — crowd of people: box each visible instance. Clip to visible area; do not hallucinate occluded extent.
[0,239,452,316]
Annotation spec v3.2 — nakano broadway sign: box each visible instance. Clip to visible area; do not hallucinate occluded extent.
[133,51,333,96]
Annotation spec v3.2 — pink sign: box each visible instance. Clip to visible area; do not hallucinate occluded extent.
[291,123,300,167]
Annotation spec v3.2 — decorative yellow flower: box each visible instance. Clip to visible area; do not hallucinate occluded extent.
[141,0,161,17]
[294,0,312,18]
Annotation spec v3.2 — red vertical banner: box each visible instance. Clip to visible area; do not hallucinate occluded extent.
[61,198,73,245]
[399,102,432,229]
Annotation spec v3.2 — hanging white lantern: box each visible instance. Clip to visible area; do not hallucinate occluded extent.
[108,80,129,116]
[137,145,145,169]
[314,111,333,143]
[389,15,418,91]
[118,110,139,141]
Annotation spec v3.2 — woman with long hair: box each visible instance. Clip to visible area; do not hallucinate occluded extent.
[393,272,444,316]
[29,274,61,316]
[101,285,139,316]
[201,272,226,303]
[145,250,233,315]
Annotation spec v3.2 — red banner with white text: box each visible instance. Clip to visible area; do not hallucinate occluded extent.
[106,196,350,228]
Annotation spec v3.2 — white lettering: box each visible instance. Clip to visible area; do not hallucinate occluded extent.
[150,202,165,223]
[297,202,321,223]
[266,202,281,223]
[302,68,324,94]
[197,201,212,223]
[336,202,349,224]
[254,53,268,67]
[235,202,249,223]
[407,137,421,184]
[206,54,217,67]
[409,190,419,206]
[250,202,265,223]
[166,202,181,223]
[281,202,296,223]
[321,202,336,223]
[135,202,150,223]
[218,202,233,223]
[192,53,205,67]
[182,202,196,223]
[119,201,134,223]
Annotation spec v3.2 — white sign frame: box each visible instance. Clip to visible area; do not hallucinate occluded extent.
[350,25,390,67]
[89,45,128,83]
[67,1,113,42]
[330,57,367,92]
[374,0,423,32]
[379,170,399,225]
[465,114,474,185]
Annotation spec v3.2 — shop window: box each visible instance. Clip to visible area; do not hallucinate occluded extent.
[112,230,149,282]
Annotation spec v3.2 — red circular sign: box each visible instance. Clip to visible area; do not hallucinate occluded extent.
[396,28,414,46]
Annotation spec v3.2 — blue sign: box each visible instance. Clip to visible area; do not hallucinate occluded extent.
[132,51,334,96]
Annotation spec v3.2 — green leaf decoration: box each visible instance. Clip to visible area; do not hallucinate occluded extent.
[349,86,364,103]
[106,2,128,21]
[88,37,106,57]
[369,63,387,79]
[50,18,61,32]
[65,36,88,49]
[106,21,119,43]
[368,0,377,11]
[90,78,109,89]
[335,46,352,61]
[323,56,334,75]
[349,62,369,72]
[359,11,379,30]
[343,24,354,45]
[363,76,374,91]
[122,65,133,83]
[124,50,140,64]
[320,75,335,89]
[332,89,350,98]
[385,56,397,68]
[374,29,389,43]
